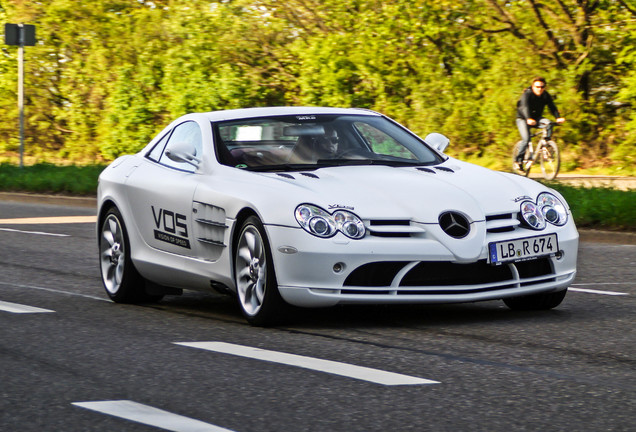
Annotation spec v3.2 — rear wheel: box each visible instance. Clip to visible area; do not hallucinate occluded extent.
[503,289,567,311]
[99,207,161,303]
[511,141,530,177]
[539,140,560,180]
[234,216,287,326]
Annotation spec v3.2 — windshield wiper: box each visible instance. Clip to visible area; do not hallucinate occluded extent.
[243,163,318,172]
[315,158,428,168]
[242,159,430,172]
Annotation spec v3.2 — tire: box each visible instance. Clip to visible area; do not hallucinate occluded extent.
[539,140,560,180]
[503,289,567,311]
[511,141,529,177]
[99,207,161,303]
[234,216,287,326]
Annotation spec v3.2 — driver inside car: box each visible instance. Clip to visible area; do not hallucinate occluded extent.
[315,127,339,159]
[289,126,339,163]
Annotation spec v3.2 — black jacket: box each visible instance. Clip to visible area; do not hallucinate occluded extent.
[516,87,560,121]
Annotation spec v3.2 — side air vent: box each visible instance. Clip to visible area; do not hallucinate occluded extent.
[193,202,227,261]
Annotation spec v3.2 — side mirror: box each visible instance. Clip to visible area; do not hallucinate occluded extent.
[424,133,450,153]
[165,141,201,168]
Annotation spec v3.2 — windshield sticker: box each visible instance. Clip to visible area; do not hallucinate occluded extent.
[151,206,191,249]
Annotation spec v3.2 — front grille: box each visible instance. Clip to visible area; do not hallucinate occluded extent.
[400,261,512,286]
[366,220,425,238]
[486,213,519,233]
[344,262,409,286]
[342,258,555,295]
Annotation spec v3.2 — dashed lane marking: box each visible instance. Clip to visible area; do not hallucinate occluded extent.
[176,341,440,386]
[0,281,110,302]
[0,228,70,237]
[0,300,54,313]
[73,400,235,432]
[570,287,629,296]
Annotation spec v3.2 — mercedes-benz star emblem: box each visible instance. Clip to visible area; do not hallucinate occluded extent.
[439,211,470,239]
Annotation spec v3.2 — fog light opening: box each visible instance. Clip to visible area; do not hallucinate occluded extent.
[333,262,345,273]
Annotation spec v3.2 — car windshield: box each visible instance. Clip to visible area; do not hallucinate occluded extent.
[213,114,444,171]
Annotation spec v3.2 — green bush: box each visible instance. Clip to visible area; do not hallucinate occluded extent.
[0,163,105,196]
[548,184,636,231]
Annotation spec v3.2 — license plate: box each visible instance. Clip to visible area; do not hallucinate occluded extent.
[488,233,558,265]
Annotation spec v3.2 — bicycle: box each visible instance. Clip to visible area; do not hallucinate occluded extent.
[512,118,560,180]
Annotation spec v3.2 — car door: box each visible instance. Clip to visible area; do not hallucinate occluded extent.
[125,120,203,258]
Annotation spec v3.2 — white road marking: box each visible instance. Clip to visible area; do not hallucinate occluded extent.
[0,281,110,302]
[0,227,70,237]
[176,341,439,386]
[0,300,54,313]
[570,288,628,296]
[72,400,235,432]
[0,215,96,224]
[571,282,632,286]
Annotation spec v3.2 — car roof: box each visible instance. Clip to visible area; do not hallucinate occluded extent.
[197,107,381,122]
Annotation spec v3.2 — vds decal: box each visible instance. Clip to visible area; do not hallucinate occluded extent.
[151,206,190,249]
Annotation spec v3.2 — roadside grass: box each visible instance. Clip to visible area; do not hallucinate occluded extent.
[547,183,636,231]
[0,162,105,196]
[0,163,634,231]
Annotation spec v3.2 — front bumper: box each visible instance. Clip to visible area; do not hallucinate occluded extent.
[266,221,578,308]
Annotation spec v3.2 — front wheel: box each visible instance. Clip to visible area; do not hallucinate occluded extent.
[503,289,567,311]
[539,140,560,180]
[99,207,161,303]
[234,216,287,326]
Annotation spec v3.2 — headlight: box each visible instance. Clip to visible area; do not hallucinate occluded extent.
[295,204,366,239]
[520,201,546,230]
[519,192,568,230]
[537,192,568,226]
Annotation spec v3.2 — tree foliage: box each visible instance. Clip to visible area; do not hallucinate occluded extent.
[0,0,634,172]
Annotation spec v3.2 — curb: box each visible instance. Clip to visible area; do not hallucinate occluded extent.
[0,191,96,208]
[577,229,636,245]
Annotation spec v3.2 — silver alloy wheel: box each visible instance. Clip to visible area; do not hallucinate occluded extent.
[235,224,268,316]
[100,214,126,294]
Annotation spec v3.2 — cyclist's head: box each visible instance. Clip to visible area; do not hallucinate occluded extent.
[531,77,546,96]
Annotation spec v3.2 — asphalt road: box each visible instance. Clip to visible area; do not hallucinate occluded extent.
[0,200,634,432]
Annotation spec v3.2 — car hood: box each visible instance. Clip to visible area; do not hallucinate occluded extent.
[254,159,545,224]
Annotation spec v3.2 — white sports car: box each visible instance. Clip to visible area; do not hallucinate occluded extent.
[97,107,578,325]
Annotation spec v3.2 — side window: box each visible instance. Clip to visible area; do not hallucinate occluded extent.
[146,132,170,162]
[354,122,417,160]
[158,121,203,172]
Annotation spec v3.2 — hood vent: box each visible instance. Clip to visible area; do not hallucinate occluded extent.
[300,172,319,178]
[276,173,295,179]
[416,167,436,174]
[435,166,454,173]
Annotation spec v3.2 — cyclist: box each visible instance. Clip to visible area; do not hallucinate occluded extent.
[514,77,565,171]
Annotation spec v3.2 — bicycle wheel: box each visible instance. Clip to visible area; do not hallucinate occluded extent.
[539,140,560,180]
[511,141,529,176]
